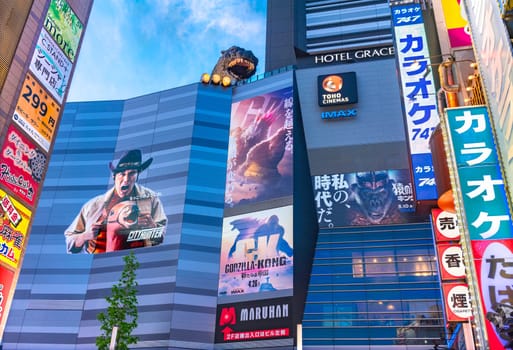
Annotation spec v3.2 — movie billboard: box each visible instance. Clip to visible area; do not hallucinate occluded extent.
[215,296,292,343]
[64,149,167,254]
[225,87,293,209]
[0,190,32,269]
[29,29,72,104]
[313,169,415,228]
[43,0,83,63]
[12,73,61,152]
[392,3,439,200]
[0,125,47,206]
[218,205,293,297]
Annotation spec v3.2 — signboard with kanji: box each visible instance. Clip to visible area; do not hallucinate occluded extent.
[391,3,439,200]
[12,73,60,152]
[0,190,32,269]
[431,208,460,242]
[442,283,473,322]
[0,125,47,206]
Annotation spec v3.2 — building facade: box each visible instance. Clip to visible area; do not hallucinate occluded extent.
[0,0,93,345]
[6,0,513,349]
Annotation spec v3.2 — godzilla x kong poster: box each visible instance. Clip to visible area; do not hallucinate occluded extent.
[225,87,294,209]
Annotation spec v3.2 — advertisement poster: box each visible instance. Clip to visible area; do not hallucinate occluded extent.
[0,190,31,269]
[29,29,72,104]
[313,169,416,228]
[64,149,168,254]
[471,239,513,350]
[218,205,293,297]
[0,125,46,206]
[12,73,60,152]
[225,87,293,209]
[0,266,15,336]
[215,297,292,343]
[44,0,83,62]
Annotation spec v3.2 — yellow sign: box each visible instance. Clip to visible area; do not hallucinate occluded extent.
[12,73,60,152]
[0,189,31,269]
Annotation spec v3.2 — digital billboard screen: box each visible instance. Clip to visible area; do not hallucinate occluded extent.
[64,149,167,254]
[313,169,416,228]
[225,87,294,209]
[218,205,293,297]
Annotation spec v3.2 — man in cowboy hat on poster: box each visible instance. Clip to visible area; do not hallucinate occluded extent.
[65,149,167,254]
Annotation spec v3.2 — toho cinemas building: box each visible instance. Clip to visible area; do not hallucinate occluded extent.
[5,0,504,349]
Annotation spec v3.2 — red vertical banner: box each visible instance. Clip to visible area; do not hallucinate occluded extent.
[0,266,15,336]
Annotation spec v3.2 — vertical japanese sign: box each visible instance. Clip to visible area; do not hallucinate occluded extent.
[392,4,439,201]
[43,0,83,63]
[29,28,72,104]
[446,105,513,349]
[0,125,47,206]
[12,73,60,152]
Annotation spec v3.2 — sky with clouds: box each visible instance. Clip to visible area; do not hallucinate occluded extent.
[67,0,267,102]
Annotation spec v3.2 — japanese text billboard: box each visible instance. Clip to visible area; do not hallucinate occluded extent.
[313,169,415,228]
[12,73,60,152]
[0,190,31,269]
[392,4,439,200]
[215,297,292,343]
[0,125,47,206]
[43,0,83,62]
[29,29,72,104]
[446,105,513,349]
[218,205,293,297]
[225,87,293,209]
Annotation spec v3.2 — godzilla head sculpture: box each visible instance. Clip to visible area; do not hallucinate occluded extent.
[201,46,258,86]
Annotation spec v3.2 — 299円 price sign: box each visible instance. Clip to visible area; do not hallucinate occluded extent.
[12,74,60,152]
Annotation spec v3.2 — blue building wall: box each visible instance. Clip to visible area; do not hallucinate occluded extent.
[4,83,232,350]
[302,223,444,348]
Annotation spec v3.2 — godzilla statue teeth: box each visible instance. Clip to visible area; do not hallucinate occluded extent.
[201,46,258,86]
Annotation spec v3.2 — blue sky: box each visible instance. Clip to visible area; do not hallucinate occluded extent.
[67,0,267,102]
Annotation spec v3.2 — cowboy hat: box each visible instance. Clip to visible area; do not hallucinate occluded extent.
[109,149,153,174]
